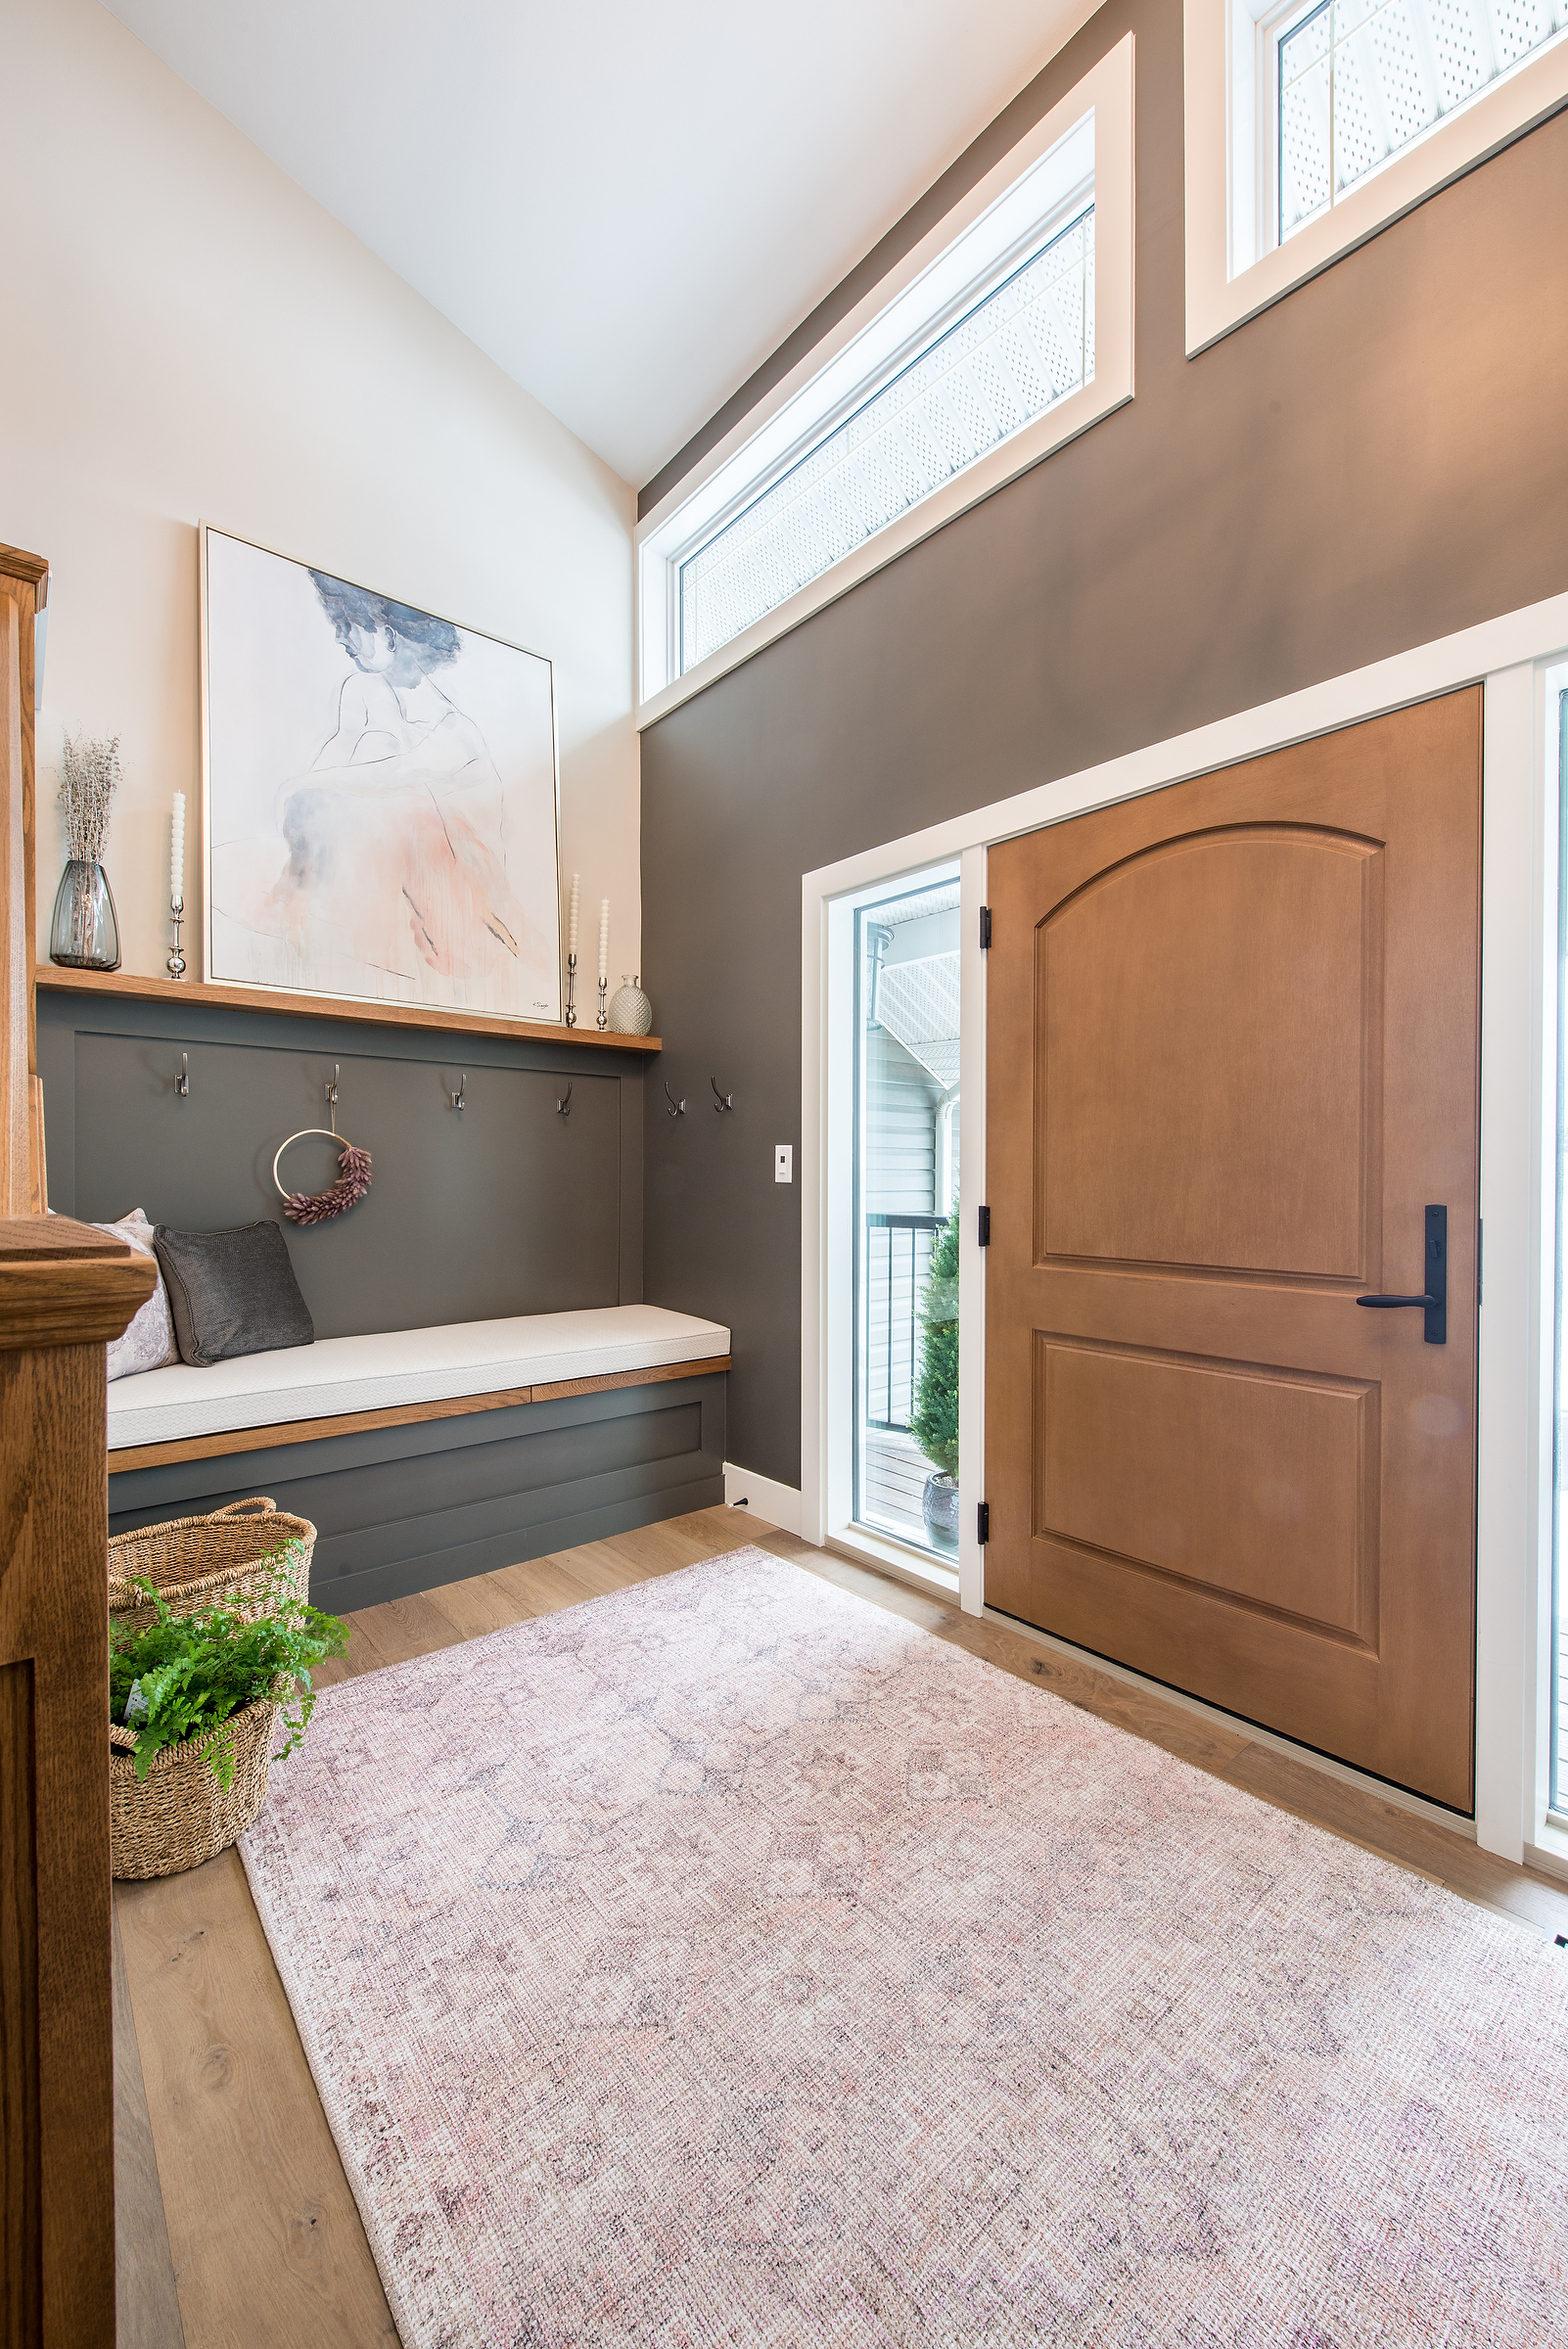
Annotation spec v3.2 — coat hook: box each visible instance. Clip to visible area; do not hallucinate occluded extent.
[711,1077,734,1113]
[664,1082,686,1118]
[556,1081,573,1119]
[325,1065,340,1108]
[452,1073,467,1113]
[174,1052,190,1098]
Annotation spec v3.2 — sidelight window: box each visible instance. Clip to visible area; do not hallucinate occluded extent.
[853,873,961,1559]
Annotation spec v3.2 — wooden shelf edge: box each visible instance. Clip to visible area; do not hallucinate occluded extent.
[33,965,662,1053]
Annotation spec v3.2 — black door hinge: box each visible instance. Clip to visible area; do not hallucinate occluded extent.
[977,1205,991,1247]
[977,1501,991,1545]
[980,905,992,949]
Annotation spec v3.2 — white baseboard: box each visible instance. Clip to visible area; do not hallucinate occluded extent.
[722,1462,803,1537]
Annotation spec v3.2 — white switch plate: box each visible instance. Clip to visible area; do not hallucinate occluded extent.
[774,1144,793,1183]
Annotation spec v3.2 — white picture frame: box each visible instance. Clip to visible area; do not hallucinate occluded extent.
[200,525,563,1022]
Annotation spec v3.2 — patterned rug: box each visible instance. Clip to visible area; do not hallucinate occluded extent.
[242,1546,1568,2347]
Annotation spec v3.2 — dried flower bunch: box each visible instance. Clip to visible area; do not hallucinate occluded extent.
[58,731,121,863]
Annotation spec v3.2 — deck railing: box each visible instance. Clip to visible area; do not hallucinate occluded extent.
[864,1211,946,1431]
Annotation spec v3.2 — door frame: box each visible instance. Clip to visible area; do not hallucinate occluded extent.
[802,589,1568,1865]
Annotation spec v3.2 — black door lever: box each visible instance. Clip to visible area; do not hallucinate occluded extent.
[1356,1205,1447,1344]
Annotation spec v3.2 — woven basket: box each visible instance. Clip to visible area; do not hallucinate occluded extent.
[110,1691,282,1879]
[108,1497,316,1629]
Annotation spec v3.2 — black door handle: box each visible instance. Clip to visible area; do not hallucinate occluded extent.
[1356,1206,1446,1344]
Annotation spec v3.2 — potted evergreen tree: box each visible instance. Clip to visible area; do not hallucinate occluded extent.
[910,1203,959,1549]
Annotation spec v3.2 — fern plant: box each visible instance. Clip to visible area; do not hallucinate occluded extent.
[111,1565,348,1787]
[909,1202,959,1480]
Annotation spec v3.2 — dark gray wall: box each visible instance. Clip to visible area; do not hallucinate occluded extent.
[639,0,1568,1489]
[38,988,646,1339]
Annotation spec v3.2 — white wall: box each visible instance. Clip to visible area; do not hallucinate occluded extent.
[4,0,639,986]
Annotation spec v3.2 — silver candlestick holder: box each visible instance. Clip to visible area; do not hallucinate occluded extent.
[596,977,608,1031]
[565,950,577,1027]
[167,896,187,981]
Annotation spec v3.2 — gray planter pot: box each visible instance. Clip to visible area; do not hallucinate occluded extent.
[922,1472,959,1548]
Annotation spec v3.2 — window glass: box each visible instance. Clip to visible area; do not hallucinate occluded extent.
[1278,0,1568,241]
[853,874,961,1560]
[680,207,1094,674]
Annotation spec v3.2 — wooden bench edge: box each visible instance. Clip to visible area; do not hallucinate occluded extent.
[106,1355,732,1474]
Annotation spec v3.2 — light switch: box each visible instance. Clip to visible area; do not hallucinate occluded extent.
[775,1144,793,1183]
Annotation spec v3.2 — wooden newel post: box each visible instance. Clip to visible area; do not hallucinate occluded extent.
[0,1218,156,2348]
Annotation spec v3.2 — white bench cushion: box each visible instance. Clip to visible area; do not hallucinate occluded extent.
[106,1305,730,1451]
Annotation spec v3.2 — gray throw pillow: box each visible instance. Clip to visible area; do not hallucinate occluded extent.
[154,1221,315,1366]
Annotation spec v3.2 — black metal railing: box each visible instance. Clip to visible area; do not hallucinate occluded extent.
[864,1212,946,1431]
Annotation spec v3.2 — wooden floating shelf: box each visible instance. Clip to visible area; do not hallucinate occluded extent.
[34,965,662,1053]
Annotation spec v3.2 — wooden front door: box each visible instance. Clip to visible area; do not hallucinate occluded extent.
[984,692,1481,1810]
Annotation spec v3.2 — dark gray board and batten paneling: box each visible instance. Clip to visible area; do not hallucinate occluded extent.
[46,987,729,1600]
[37,986,646,1335]
[108,1376,728,1614]
[640,0,1568,1490]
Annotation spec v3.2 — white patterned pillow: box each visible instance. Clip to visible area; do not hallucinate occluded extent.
[96,1209,180,1382]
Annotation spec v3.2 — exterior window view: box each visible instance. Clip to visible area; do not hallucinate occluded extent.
[853,871,961,1558]
[677,204,1095,673]
[1276,0,1568,242]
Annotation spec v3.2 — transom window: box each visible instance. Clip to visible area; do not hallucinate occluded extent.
[1183,0,1568,355]
[678,205,1094,676]
[636,38,1135,724]
[1275,0,1568,241]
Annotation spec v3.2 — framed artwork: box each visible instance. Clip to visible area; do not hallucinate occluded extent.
[201,526,562,1021]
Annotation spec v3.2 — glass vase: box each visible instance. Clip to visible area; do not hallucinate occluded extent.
[608,974,653,1036]
[49,858,121,970]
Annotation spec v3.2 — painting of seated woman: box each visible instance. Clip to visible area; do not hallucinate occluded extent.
[204,527,561,1021]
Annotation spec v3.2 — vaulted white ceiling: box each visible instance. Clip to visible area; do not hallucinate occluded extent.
[103,0,1095,487]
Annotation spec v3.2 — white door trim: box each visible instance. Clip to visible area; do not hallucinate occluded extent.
[803,586,1568,1859]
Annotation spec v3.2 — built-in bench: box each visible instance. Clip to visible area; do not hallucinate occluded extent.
[107,1305,730,1614]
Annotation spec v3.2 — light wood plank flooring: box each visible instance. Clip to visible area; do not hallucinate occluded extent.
[116,1504,1568,2348]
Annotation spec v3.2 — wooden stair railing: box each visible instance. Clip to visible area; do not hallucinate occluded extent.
[1,544,48,1219]
[1,1216,157,2348]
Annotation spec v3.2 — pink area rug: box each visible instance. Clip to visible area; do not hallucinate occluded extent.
[242,1546,1568,2347]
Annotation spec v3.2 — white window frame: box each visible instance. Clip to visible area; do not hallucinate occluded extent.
[1184,0,1568,354]
[802,586,1568,1869]
[1543,658,1568,1834]
[636,36,1134,730]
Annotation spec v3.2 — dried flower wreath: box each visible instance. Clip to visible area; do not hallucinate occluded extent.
[281,1142,373,1226]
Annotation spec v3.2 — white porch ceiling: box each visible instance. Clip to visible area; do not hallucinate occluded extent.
[103,0,1097,487]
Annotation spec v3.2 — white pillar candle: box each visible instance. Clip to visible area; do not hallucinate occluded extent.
[170,793,186,905]
[597,898,609,988]
[568,872,579,959]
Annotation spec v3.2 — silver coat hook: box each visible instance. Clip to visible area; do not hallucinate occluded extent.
[556,1081,573,1119]
[174,1052,190,1098]
[451,1073,467,1113]
[664,1082,686,1118]
[711,1078,734,1113]
[325,1065,340,1107]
